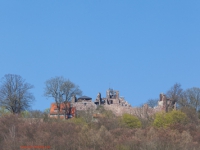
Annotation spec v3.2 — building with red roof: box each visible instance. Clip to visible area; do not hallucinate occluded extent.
[49,103,76,119]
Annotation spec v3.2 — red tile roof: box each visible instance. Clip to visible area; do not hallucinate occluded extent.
[50,103,76,118]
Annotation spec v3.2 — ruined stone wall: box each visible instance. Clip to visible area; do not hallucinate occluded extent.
[103,105,157,117]
[72,102,96,111]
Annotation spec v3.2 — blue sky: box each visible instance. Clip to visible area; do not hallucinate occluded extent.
[0,1,200,111]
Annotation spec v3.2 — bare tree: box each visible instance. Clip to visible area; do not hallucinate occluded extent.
[166,83,183,110]
[146,99,158,108]
[44,76,65,118]
[44,76,82,119]
[180,87,200,112]
[0,74,34,114]
[166,83,183,102]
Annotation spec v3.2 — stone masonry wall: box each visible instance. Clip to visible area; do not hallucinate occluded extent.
[103,104,157,117]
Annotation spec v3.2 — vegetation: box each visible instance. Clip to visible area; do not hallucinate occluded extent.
[153,110,187,128]
[44,76,82,119]
[0,106,10,116]
[0,75,200,149]
[121,113,141,128]
[0,109,199,150]
[0,74,34,114]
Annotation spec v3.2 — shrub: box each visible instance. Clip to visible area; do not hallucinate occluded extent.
[121,113,141,128]
[69,117,87,126]
[0,106,10,116]
[153,110,187,128]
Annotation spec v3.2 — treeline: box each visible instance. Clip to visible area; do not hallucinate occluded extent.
[147,83,200,110]
[147,83,200,123]
[0,74,200,149]
[0,74,200,118]
[0,74,82,117]
[0,106,200,150]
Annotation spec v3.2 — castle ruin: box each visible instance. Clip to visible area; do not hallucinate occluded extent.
[94,88,130,107]
[50,88,177,118]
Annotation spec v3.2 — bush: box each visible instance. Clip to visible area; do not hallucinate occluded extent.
[121,113,141,128]
[153,110,188,128]
[0,106,10,116]
[0,112,199,149]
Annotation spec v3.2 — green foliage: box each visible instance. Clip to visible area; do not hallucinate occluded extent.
[96,106,115,118]
[0,110,199,149]
[0,106,10,116]
[69,117,87,125]
[153,112,166,128]
[198,110,200,119]
[121,113,141,128]
[167,110,187,124]
[103,109,115,118]
[153,110,187,128]
[44,108,50,114]
[116,145,129,150]
[20,111,31,118]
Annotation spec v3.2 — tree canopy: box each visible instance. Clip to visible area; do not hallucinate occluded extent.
[44,76,82,118]
[153,110,187,128]
[0,74,34,114]
[121,113,141,128]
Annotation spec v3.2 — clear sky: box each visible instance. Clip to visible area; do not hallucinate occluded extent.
[0,1,200,111]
